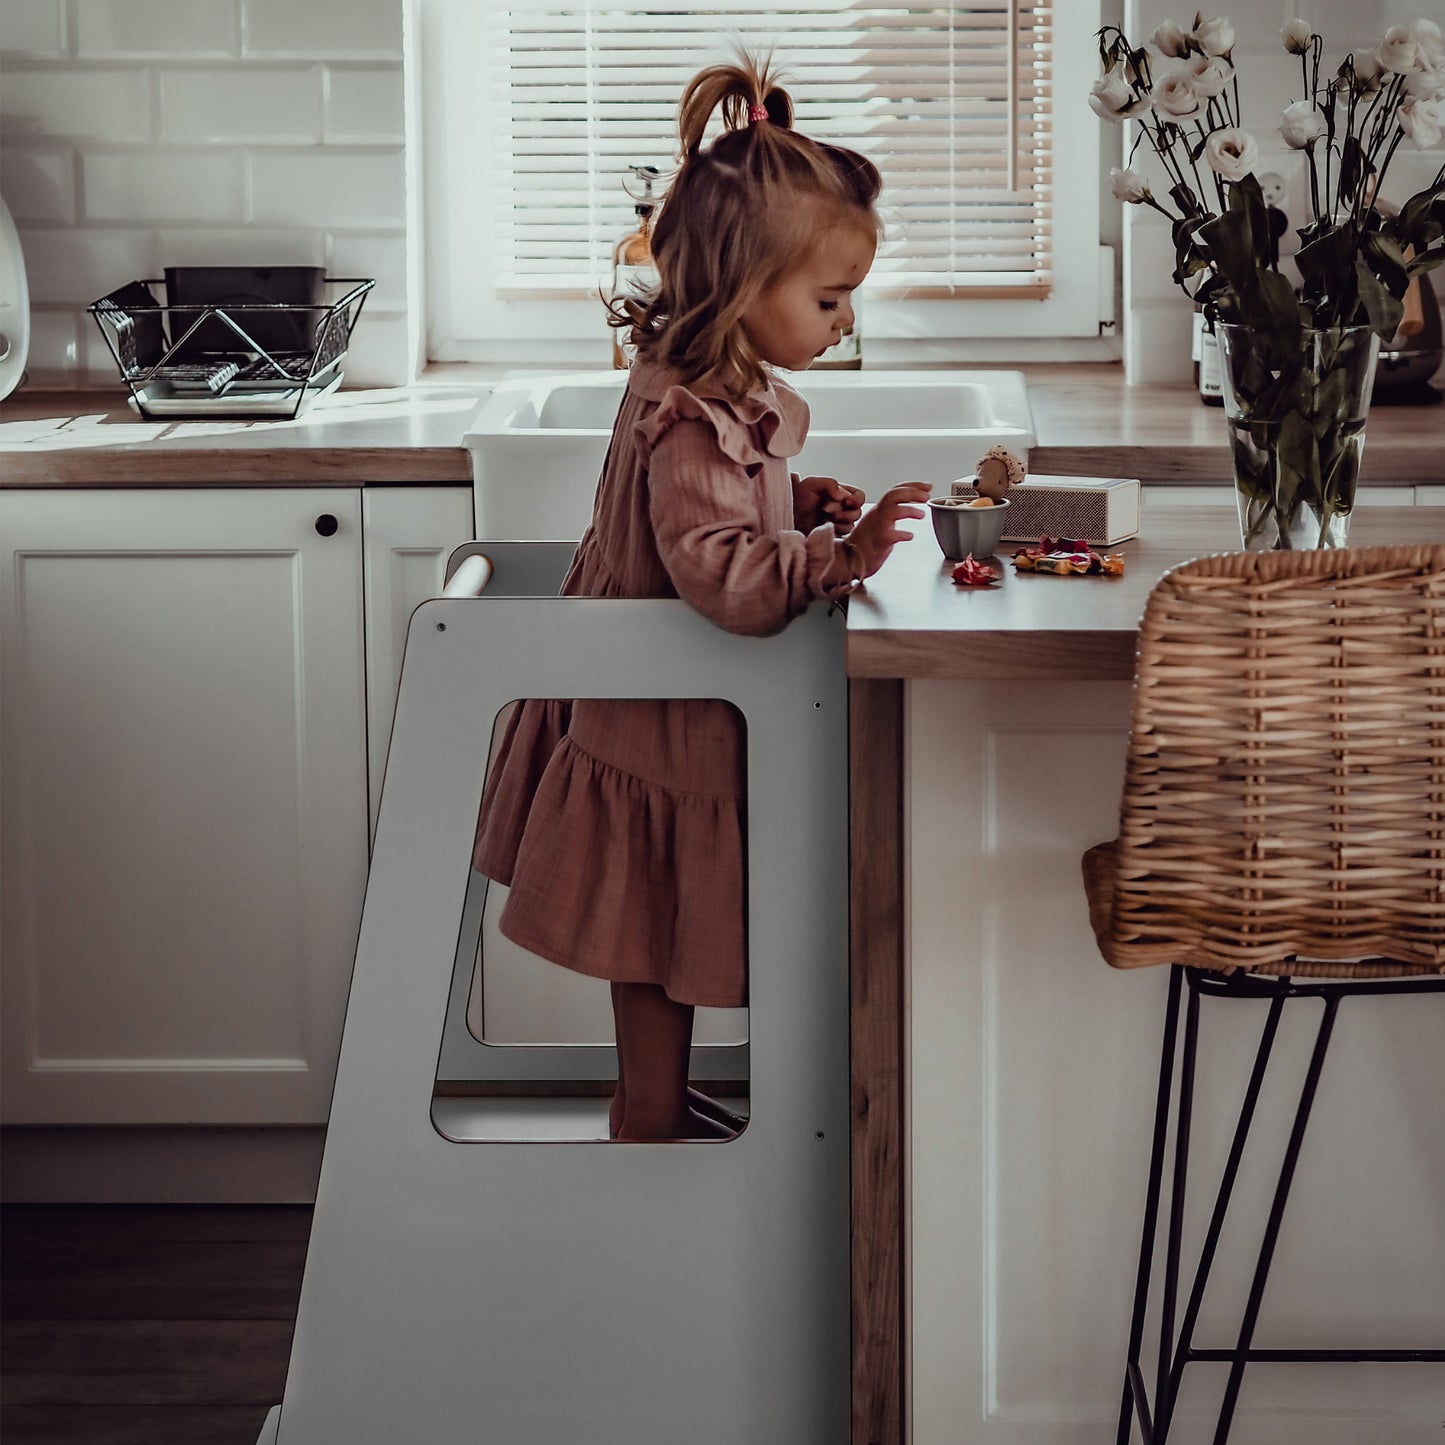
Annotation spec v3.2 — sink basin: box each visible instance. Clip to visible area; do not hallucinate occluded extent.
[464,369,1035,541]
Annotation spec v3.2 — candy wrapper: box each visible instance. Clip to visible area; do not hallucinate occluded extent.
[950,556,1000,587]
[1011,535,1125,577]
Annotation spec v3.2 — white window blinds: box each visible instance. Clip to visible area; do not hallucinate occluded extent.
[484,1,1053,300]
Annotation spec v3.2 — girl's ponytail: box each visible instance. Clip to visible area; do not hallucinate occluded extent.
[677,54,792,156]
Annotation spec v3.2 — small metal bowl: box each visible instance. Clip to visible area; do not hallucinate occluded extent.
[928,496,1011,561]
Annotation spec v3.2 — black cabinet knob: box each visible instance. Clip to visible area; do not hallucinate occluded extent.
[315,514,339,537]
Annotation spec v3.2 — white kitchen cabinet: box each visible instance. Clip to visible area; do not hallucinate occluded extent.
[906,680,1445,1443]
[0,485,471,1127]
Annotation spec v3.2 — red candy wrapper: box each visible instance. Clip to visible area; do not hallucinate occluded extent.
[951,557,1000,587]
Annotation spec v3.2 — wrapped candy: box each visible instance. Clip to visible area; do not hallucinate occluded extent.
[1011,536,1125,577]
[951,556,1001,586]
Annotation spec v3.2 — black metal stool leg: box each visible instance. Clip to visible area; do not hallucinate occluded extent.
[1164,984,1288,1415]
[1152,977,1200,1442]
[1117,964,1184,1445]
[1211,993,1341,1445]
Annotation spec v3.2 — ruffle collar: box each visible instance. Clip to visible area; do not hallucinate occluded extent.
[628,360,809,467]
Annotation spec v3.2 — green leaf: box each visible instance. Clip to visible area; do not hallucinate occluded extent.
[1363,231,1410,298]
[1168,182,1203,219]
[1198,207,1258,293]
[1354,256,1404,339]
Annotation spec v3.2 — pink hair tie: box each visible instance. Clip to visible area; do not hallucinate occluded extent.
[747,103,768,123]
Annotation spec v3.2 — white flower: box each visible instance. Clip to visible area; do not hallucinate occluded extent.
[1399,95,1444,149]
[1414,19,1444,68]
[1152,69,1203,118]
[1376,24,1420,75]
[1279,99,1327,148]
[1151,19,1190,58]
[1089,69,1149,122]
[1194,17,1235,58]
[1188,53,1234,98]
[1404,63,1445,102]
[1108,167,1152,203]
[1204,126,1259,182]
[1281,19,1313,55]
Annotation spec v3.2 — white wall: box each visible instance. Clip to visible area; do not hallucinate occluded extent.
[1120,0,1445,383]
[0,0,419,386]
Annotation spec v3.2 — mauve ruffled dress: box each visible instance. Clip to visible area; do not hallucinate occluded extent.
[470,358,851,1009]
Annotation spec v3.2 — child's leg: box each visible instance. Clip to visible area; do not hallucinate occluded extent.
[609,983,746,1138]
[611,982,734,1141]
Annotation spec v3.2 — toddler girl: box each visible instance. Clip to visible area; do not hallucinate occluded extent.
[473,52,929,1141]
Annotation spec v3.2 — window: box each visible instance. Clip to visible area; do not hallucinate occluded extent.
[423,1,1106,362]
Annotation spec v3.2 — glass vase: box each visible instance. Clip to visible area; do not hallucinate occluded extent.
[1215,323,1381,550]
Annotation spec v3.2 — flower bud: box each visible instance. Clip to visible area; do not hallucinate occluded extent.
[1194,17,1235,58]
[1108,167,1152,203]
[1351,50,1383,93]
[1151,20,1190,58]
[1152,69,1203,118]
[1089,69,1149,122]
[1279,99,1327,148]
[1203,125,1258,182]
[1281,19,1313,55]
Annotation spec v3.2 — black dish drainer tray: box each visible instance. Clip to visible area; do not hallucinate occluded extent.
[88,274,375,420]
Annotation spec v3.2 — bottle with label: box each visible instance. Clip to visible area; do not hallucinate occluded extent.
[1191,304,1223,406]
[610,165,660,369]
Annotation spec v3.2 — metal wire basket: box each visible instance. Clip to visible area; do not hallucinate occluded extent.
[87,274,375,420]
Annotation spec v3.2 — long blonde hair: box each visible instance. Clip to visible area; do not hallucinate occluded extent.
[611,51,883,396]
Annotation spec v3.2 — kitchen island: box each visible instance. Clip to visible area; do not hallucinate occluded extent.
[4,383,1443,1442]
[849,505,1445,1445]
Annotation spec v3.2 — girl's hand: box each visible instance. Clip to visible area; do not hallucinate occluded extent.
[826,481,931,588]
[794,475,866,534]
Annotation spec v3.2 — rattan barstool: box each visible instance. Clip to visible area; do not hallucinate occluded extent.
[1083,545,1445,1444]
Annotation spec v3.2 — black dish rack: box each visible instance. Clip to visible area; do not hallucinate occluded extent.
[88,270,375,420]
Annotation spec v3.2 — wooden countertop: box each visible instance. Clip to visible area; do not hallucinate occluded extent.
[847,504,1445,680]
[2,364,1442,485]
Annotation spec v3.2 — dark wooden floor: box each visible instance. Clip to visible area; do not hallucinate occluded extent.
[1,1204,311,1445]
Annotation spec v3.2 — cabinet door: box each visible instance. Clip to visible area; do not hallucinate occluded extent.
[361,486,475,843]
[0,488,369,1124]
[907,680,1445,1443]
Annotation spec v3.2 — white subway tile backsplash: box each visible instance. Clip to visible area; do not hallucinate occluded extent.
[21,226,157,304]
[242,0,402,60]
[325,232,406,307]
[157,226,326,268]
[0,68,152,142]
[325,65,404,143]
[23,308,81,382]
[75,0,237,58]
[83,150,244,225]
[160,67,322,143]
[250,151,404,229]
[0,145,76,223]
[1,0,69,59]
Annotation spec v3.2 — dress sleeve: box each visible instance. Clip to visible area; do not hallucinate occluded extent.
[641,414,852,637]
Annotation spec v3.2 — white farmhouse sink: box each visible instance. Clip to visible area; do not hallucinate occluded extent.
[464,369,1034,541]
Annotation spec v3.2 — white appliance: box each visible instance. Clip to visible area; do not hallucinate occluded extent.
[0,196,30,400]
